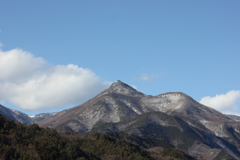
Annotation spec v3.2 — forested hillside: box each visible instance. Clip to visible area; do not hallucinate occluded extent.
[0,114,195,160]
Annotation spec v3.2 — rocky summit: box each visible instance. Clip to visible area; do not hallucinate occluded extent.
[1,80,240,160]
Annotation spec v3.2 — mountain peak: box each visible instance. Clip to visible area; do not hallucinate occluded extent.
[157,92,193,101]
[106,80,144,97]
[110,80,125,86]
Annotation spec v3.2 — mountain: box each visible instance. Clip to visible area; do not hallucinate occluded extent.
[37,80,146,132]
[37,80,231,130]
[31,112,57,123]
[36,80,240,160]
[0,104,58,124]
[0,104,32,124]
[226,114,240,121]
[1,80,240,159]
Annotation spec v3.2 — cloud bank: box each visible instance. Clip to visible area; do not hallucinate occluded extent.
[200,90,240,115]
[0,48,110,112]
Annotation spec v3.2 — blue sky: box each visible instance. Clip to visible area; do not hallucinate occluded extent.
[0,0,240,116]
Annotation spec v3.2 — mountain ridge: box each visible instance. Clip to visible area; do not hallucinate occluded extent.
[0,104,32,124]
[36,80,233,129]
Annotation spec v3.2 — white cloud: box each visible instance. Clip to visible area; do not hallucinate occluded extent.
[0,48,110,112]
[0,43,3,48]
[139,73,159,81]
[199,90,240,115]
[0,49,45,81]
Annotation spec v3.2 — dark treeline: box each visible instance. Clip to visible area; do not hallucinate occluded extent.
[0,114,195,160]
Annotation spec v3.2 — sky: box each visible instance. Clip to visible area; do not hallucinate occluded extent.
[0,0,239,116]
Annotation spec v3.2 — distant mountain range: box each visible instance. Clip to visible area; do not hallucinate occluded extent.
[1,80,240,160]
[0,104,32,124]
[0,104,57,124]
